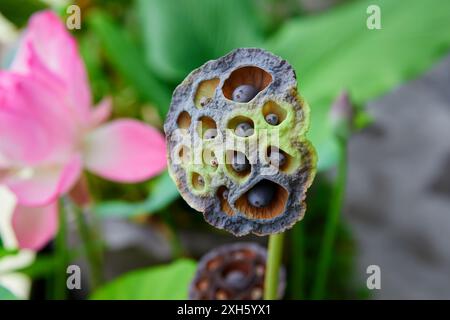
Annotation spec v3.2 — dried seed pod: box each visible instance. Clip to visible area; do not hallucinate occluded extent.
[189,242,285,300]
[164,48,317,236]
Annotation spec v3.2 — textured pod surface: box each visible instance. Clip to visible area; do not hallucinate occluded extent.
[189,242,285,300]
[164,48,317,236]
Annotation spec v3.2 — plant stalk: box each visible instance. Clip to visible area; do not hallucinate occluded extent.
[74,206,104,289]
[264,233,285,300]
[53,200,68,299]
[312,139,348,299]
[64,197,104,290]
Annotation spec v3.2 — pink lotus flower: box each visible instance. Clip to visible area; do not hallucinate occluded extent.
[0,11,167,250]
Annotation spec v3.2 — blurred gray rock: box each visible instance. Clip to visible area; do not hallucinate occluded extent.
[346,55,450,299]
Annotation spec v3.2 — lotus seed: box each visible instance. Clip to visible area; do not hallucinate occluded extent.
[232,84,258,102]
[269,150,286,167]
[235,122,254,137]
[222,190,229,200]
[224,271,247,290]
[204,128,217,139]
[232,153,250,173]
[247,181,276,208]
[265,113,279,125]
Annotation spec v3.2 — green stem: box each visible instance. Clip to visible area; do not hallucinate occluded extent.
[52,200,68,300]
[161,210,184,258]
[65,198,104,290]
[312,139,348,299]
[264,233,285,300]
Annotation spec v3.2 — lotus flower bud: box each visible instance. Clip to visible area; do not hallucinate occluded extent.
[329,90,355,139]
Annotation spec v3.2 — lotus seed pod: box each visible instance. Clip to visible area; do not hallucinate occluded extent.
[164,48,317,236]
[189,242,285,300]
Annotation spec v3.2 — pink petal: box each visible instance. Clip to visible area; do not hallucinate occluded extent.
[4,155,82,207]
[0,72,77,165]
[0,104,50,166]
[12,202,58,250]
[58,154,84,195]
[11,10,91,123]
[83,120,167,182]
[89,97,112,128]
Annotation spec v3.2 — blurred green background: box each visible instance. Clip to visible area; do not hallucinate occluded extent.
[1,0,450,300]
